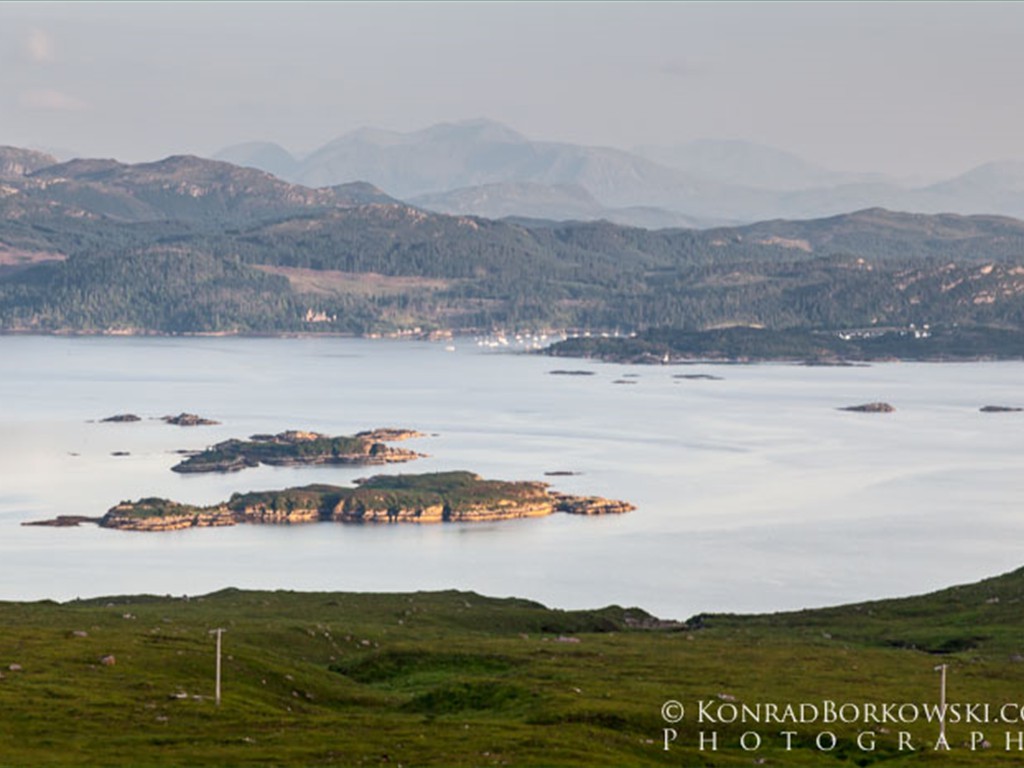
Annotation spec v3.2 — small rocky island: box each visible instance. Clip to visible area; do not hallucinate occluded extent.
[23,515,101,528]
[95,472,635,531]
[162,413,220,426]
[100,413,142,423]
[839,402,896,413]
[98,412,219,425]
[171,429,426,473]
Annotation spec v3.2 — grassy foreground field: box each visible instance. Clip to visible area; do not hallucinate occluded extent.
[4,570,1024,767]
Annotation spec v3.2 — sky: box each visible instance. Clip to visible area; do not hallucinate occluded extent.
[2,1,1024,179]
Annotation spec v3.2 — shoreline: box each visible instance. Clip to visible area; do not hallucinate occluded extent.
[3,328,1024,364]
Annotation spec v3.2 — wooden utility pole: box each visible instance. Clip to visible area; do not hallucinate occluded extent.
[935,663,948,743]
[211,628,225,706]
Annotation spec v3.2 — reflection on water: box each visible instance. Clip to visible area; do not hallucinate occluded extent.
[1,335,1022,617]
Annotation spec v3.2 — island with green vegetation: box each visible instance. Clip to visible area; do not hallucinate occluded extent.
[3,567,1024,766]
[171,428,426,473]
[96,471,634,531]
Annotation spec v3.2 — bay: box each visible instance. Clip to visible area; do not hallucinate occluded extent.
[1,335,1022,618]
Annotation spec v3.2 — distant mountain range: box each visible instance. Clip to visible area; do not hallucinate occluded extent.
[214,119,1024,227]
[632,138,883,191]
[217,120,724,227]
[409,182,714,229]
[2,144,1024,343]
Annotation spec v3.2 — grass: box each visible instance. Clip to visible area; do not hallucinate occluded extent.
[251,266,452,298]
[3,572,1024,766]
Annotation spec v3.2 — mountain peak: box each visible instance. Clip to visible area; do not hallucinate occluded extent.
[938,159,1024,188]
[342,126,410,147]
[15,153,353,224]
[212,141,298,180]
[633,138,849,190]
[422,118,526,144]
[329,181,400,206]
[29,157,126,181]
[340,119,527,149]
[136,154,262,179]
[0,146,59,179]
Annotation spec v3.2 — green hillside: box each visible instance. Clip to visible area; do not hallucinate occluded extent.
[3,569,1024,766]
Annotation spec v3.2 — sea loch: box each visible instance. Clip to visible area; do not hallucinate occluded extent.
[1,335,1022,618]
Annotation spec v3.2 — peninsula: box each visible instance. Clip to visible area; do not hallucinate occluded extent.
[98,471,635,531]
[171,428,426,473]
[542,325,1024,364]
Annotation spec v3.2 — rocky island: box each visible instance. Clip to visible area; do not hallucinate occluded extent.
[99,413,142,423]
[22,515,102,528]
[839,402,896,413]
[161,413,220,426]
[171,429,426,473]
[96,471,635,531]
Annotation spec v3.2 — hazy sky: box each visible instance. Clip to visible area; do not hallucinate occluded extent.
[2,2,1023,179]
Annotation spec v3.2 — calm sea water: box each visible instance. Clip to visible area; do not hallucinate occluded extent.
[1,335,1021,618]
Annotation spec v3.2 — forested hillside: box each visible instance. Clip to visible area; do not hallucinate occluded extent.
[2,148,1024,339]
